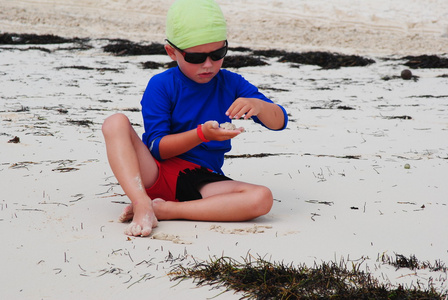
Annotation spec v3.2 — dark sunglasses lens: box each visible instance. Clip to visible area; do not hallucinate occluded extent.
[184,46,228,64]
[210,46,227,61]
[184,53,208,64]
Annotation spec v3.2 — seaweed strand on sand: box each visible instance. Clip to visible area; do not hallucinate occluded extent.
[170,255,446,299]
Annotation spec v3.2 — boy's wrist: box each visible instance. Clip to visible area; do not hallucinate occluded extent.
[197,124,210,143]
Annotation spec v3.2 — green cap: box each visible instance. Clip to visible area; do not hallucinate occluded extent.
[166,0,227,50]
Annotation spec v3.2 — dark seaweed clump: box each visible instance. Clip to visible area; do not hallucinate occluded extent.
[171,256,446,299]
[223,55,268,68]
[253,49,288,58]
[101,39,374,69]
[103,40,166,56]
[310,99,356,110]
[142,61,177,69]
[278,51,375,69]
[403,55,448,69]
[380,253,447,272]
[229,46,253,53]
[0,33,79,44]
[141,61,165,69]
[67,119,94,127]
[99,39,376,69]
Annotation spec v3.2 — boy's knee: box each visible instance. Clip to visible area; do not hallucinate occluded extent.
[250,185,273,217]
[102,113,129,136]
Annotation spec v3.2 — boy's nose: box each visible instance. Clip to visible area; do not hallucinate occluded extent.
[202,56,214,67]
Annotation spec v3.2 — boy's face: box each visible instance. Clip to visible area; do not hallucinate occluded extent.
[165,41,226,84]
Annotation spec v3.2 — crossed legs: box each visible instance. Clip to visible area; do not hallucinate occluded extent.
[102,113,274,237]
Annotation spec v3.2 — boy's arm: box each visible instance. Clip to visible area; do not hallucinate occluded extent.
[158,129,202,160]
[226,97,286,130]
[158,121,243,160]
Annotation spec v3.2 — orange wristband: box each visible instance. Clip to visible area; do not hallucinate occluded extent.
[197,124,210,143]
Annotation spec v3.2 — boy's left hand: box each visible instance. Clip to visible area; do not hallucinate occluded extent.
[202,120,243,141]
[226,97,263,120]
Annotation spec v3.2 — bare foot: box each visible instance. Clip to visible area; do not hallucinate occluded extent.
[118,204,134,223]
[152,198,169,220]
[119,198,166,223]
[123,203,158,237]
[125,211,158,237]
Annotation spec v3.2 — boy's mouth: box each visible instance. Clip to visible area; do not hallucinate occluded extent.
[198,72,214,78]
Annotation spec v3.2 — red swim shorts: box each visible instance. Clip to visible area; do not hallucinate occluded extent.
[145,157,232,202]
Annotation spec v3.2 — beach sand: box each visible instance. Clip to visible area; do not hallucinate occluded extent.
[1,0,448,299]
[1,0,448,55]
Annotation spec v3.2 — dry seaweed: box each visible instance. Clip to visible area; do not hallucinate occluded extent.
[310,105,356,110]
[336,105,356,110]
[66,119,94,127]
[17,46,52,53]
[254,48,376,69]
[310,100,356,110]
[2,34,381,71]
[142,60,177,69]
[225,153,294,159]
[229,46,253,53]
[408,95,448,99]
[170,256,445,299]
[258,85,290,92]
[383,115,413,120]
[52,167,79,173]
[381,75,419,82]
[141,61,165,69]
[403,55,448,69]
[253,49,288,58]
[0,33,78,44]
[303,153,361,159]
[305,200,334,206]
[57,66,121,72]
[103,40,166,56]
[9,161,39,169]
[223,55,268,68]
[379,253,447,273]
[278,52,375,69]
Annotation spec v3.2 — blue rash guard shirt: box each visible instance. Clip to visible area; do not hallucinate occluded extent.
[141,67,288,175]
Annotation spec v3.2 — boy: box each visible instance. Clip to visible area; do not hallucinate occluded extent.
[102,0,288,237]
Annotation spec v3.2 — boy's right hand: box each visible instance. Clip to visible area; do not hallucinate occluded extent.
[202,120,244,141]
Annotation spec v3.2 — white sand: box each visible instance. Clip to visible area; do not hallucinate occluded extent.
[1,0,448,299]
[1,0,448,55]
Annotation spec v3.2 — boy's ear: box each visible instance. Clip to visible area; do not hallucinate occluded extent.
[165,44,177,61]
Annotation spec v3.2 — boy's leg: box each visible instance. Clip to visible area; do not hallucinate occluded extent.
[102,113,159,236]
[152,180,273,221]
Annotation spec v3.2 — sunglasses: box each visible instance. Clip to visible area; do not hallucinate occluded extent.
[166,39,228,64]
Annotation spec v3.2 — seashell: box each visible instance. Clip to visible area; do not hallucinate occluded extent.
[220,122,236,130]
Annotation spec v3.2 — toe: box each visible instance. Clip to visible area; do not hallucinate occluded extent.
[118,204,134,223]
[125,222,142,236]
[141,226,152,237]
[131,224,142,236]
